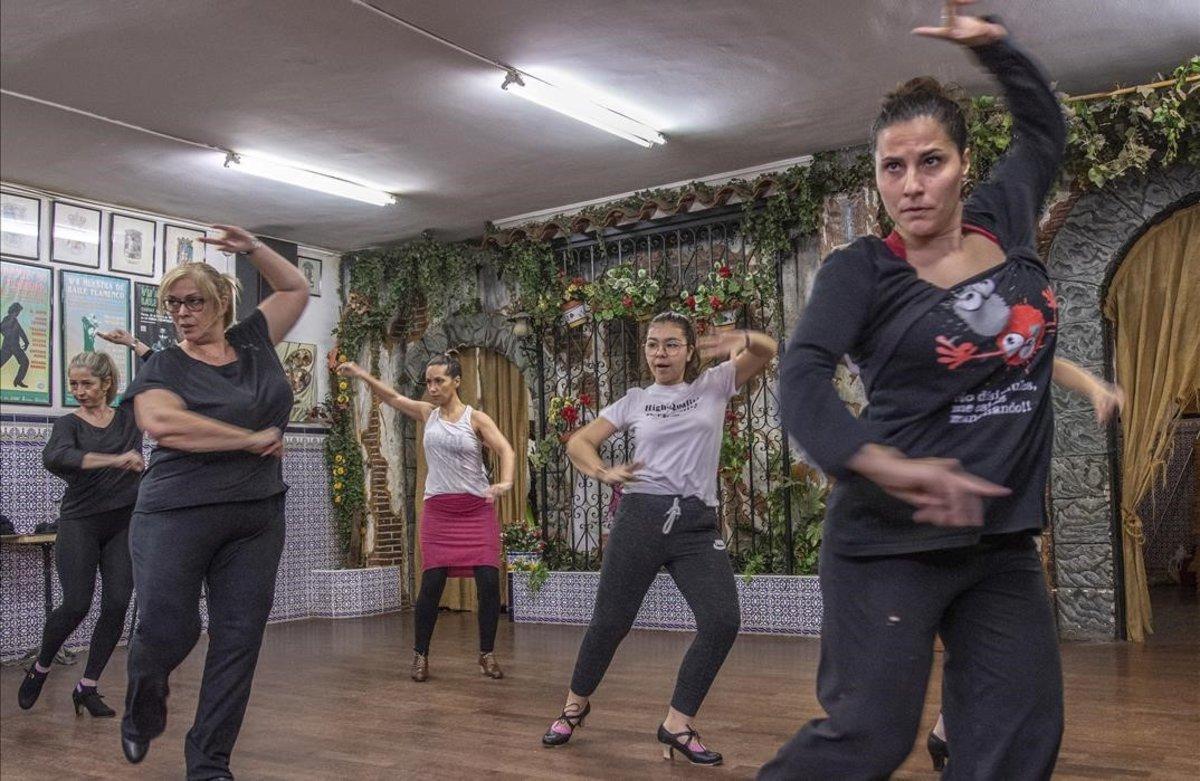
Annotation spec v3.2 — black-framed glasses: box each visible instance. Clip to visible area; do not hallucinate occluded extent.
[162,296,206,312]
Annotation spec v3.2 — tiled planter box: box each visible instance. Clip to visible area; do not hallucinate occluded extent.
[511,571,823,636]
[308,566,402,619]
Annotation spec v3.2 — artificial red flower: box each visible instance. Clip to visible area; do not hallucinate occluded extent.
[579,393,593,407]
[685,295,697,310]
[622,295,634,309]
[561,404,579,425]
[718,265,732,278]
[710,295,723,309]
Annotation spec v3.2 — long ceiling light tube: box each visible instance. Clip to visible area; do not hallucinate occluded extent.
[500,71,665,148]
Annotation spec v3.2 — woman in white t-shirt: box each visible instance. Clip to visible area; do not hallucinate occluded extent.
[540,311,777,766]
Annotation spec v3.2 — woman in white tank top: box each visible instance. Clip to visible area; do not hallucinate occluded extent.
[339,351,515,682]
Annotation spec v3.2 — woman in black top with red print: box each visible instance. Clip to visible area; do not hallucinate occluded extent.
[763,5,1071,779]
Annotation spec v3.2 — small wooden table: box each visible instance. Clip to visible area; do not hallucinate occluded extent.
[0,533,77,665]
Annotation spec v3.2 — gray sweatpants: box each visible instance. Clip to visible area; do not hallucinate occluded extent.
[569,493,741,716]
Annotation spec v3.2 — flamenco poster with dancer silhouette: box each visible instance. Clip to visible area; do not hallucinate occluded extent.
[1,259,53,405]
[59,269,130,407]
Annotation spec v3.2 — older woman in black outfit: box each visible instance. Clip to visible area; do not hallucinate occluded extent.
[764,3,1072,778]
[118,225,307,781]
[17,351,144,718]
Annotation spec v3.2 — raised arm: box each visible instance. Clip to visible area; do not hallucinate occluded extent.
[199,225,309,344]
[97,328,154,360]
[134,388,282,456]
[916,2,1067,247]
[698,329,778,388]
[337,361,434,423]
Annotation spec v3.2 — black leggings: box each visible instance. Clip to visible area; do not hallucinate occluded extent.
[569,493,741,716]
[413,566,500,655]
[36,506,134,680]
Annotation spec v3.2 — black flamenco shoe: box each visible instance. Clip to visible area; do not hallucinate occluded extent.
[657,723,722,766]
[17,666,48,710]
[73,686,116,717]
[122,735,150,764]
[928,730,949,771]
[541,702,590,747]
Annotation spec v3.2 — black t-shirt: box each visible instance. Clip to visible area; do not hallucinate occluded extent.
[122,309,293,512]
[42,405,143,520]
[780,39,1066,556]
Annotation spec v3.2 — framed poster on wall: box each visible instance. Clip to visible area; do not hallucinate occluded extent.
[298,256,322,296]
[0,191,42,260]
[276,340,317,422]
[163,224,206,268]
[133,282,176,357]
[51,201,102,268]
[0,258,53,405]
[59,270,131,406]
[109,213,157,277]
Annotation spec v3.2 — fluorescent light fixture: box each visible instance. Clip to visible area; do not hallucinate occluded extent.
[223,152,397,206]
[501,71,666,148]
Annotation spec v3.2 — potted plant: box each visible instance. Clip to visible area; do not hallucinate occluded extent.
[547,393,591,442]
[679,262,771,331]
[560,275,591,328]
[501,519,551,594]
[585,263,664,323]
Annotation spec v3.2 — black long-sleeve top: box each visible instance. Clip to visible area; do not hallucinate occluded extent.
[43,405,143,520]
[780,37,1067,556]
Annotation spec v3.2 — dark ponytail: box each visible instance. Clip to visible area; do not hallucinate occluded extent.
[426,349,462,380]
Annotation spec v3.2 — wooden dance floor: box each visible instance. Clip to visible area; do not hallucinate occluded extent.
[2,590,1197,780]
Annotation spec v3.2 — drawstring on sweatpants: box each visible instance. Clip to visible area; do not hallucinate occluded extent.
[663,497,681,535]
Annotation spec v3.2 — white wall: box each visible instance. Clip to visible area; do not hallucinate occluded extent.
[0,181,341,419]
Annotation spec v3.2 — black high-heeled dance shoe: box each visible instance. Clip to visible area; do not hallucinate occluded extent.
[122,735,149,764]
[17,666,48,710]
[657,723,722,766]
[73,686,116,717]
[541,702,590,747]
[927,730,949,771]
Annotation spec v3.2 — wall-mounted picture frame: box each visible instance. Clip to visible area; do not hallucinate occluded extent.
[133,282,177,360]
[59,269,131,407]
[276,340,318,422]
[1,258,54,405]
[163,224,207,268]
[0,191,42,260]
[109,213,157,277]
[298,256,322,297]
[51,201,102,268]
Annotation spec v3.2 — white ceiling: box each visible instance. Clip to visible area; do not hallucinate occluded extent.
[2,0,1197,251]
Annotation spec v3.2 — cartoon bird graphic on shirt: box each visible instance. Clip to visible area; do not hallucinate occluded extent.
[950,279,1011,337]
[936,287,1058,370]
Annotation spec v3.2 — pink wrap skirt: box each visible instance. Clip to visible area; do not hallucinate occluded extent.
[420,493,501,576]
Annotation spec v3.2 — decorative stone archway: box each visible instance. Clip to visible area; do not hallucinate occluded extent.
[1045,164,1199,640]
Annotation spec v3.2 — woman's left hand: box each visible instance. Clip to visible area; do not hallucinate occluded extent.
[697,330,748,361]
[1090,381,1126,425]
[913,1,1007,47]
[485,482,513,504]
[97,328,136,347]
[198,224,260,255]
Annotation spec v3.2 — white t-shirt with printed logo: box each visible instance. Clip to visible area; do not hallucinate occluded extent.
[599,361,737,507]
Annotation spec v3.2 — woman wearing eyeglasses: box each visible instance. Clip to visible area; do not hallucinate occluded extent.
[540,311,776,766]
[117,226,308,781]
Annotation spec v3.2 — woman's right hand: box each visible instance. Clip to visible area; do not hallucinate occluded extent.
[336,361,363,378]
[849,445,1010,527]
[245,427,284,458]
[116,450,145,472]
[913,1,1007,48]
[596,461,643,486]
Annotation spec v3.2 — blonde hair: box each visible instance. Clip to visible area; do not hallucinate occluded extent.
[68,352,119,404]
[158,262,241,329]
